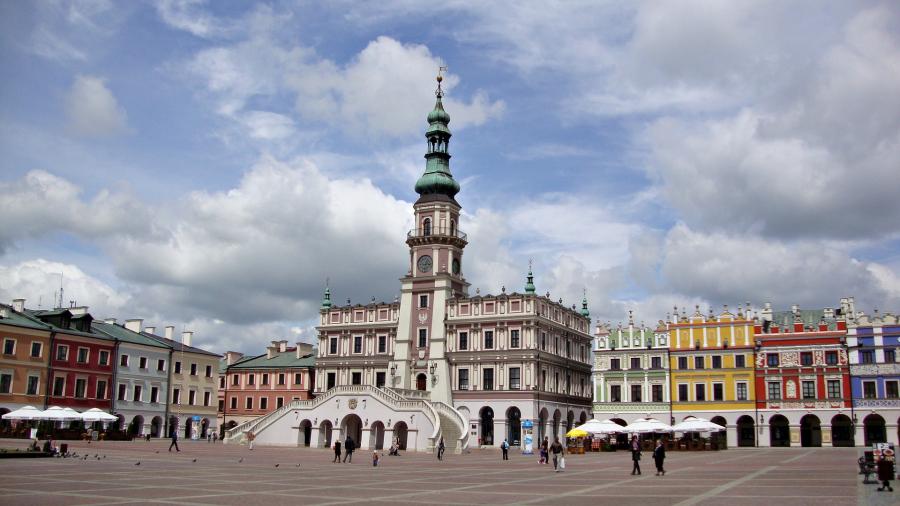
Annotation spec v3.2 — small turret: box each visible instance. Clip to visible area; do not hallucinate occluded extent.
[525,263,536,294]
[320,285,332,310]
[580,293,590,318]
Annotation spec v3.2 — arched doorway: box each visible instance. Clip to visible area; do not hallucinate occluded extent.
[298,419,312,447]
[710,416,728,446]
[830,414,853,447]
[552,410,561,440]
[507,407,521,446]
[0,408,10,431]
[168,416,178,438]
[579,411,588,425]
[200,418,210,439]
[369,421,385,450]
[736,415,755,447]
[769,414,790,447]
[184,418,193,439]
[393,421,408,450]
[538,408,548,442]
[150,416,162,438]
[128,415,144,437]
[318,420,333,449]
[480,406,494,445]
[800,414,821,447]
[340,414,363,446]
[610,418,628,447]
[566,410,575,432]
[115,414,126,432]
[416,373,427,391]
[864,414,886,445]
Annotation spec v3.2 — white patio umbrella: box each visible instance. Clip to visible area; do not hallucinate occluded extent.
[623,417,674,434]
[672,416,726,433]
[1,405,44,421]
[41,406,82,421]
[574,419,626,435]
[80,408,118,423]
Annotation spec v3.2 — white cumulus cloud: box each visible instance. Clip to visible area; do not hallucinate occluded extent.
[65,75,129,137]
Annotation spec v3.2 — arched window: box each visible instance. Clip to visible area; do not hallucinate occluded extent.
[423,218,432,236]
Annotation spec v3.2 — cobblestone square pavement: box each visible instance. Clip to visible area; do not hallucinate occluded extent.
[0,439,891,505]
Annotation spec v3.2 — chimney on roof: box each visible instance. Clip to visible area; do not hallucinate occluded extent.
[164,326,175,340]
[266,345,277,359]
[124,319,143,333]
[295,342,313,358]
[224,351,243,365]
[144,326,155,335]
[69,306,89,316]
[279,340,288,352]
[0,306,9,318]
[181,331,193,347]
[104,318,116,324]
[12,299,25,312]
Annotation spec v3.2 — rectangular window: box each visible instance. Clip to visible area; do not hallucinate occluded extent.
[174,361,182,374]
[205,365,213,378]
[376,371,386,388]
[190,363,198,376]
[417,330,426,348]
[96,381,107,400]
[0,373,11,394]
[735,354,746,368]
[118,383,127,401]
[98,350,109,366]
[294,373,302,385]
[52,376,64,396]
[139,357,148,369]
[157,359,166,371]
[2,338,15,355]
[825,351,838,365]
[351,372,362,385]
[630,357,641,370]
[419,294,428,308]
[802,380,816,399]
[76,347,89,364]
[736,382,748,401]
[695,383,706,401]
[631,384,642,402]
[56,344,68,361]
[26,375,39,395]
[245,397,253,409]
[278,373,285,385]
[713,383,724,401]
[329,338,337,354]
[483,368,494,390]
[767,353,779,367]
[885,349,896,363]
[712,356,722,369]
[232,374,239,386]
[219,400,225,411]
[860,350,874,364]
[248,374,255,386]
[327,372,336,389]
[863,381,877,399]
[651,384,663,402]
[188,390,196,405]
[800,352,813,366]
[767,382,781,400]
[458,369,469,390]
[74,378,86,398]
[678,357,688,369]
[219,376,225,389]
[276,397,284,409]
[509,367,521,390]
[204,391,211,406]
[610,358,621,371]
[354,335,363,353]
[30,342,42,358]
[260,397,268,410]
[541,333,546,350]
[510,329,520,348]
[133,385,143,402]
[827,379,841,398]
[120,354,129,367]
[378,335,386,353]
[459,332,468,350]
[651,356,662,369]
[150,386,159,403]
[484,330,494,349]
[230,397,237,410]
[678,384,688,402]
[173,388,181,404]
[694,356,704,369]
[610,385,622,402]
[886,381,899,399]
[565,341,570,357]
[262,373,269,385]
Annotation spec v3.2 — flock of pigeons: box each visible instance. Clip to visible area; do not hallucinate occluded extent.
[54,448,298,469]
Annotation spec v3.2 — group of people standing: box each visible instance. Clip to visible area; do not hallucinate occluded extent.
[332,435,356,463]
[630,435,666,476]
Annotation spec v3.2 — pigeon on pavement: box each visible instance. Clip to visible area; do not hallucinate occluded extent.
[135,462,141,466]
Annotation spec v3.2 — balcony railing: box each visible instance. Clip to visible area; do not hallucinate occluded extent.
[407,227,467,241]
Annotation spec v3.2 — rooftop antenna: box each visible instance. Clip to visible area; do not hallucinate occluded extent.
[57,272,64,310]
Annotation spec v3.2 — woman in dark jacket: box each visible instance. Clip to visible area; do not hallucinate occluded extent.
[877,456,895,492]
[653,439,666,476]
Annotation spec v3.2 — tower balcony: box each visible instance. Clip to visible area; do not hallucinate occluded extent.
[406,227,468,247]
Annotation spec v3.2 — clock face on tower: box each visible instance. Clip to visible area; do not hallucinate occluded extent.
[417,255,433,273]
[452,259,460,275]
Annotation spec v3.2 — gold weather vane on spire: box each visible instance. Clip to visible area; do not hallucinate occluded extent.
[436,66,448,97]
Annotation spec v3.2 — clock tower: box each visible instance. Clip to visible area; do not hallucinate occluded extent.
[391,73,469,404]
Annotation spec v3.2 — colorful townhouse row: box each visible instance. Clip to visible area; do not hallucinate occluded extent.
[593,297,900,447]
[0,299,219,439]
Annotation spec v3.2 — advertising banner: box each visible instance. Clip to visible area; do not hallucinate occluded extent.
[522,419,534,455]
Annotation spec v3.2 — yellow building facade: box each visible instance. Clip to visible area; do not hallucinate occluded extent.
[669,306,758,447]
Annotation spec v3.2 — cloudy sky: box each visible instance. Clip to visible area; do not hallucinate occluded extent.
[1,1,899,353]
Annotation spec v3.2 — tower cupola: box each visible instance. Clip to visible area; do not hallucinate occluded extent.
[415,72,460,201]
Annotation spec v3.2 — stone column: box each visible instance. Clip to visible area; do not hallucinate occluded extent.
[726,424,738,447]
[493,417,505,447]
[789,424,800,447]
[360,428,371,450]
[887,423,900,445]
[310,427,321,448]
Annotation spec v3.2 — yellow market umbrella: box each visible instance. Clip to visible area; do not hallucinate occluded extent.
[566,428,588,438]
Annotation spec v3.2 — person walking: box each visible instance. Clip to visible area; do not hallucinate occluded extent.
[247,430,255,450]
[168,430,180,452]
[343,435,355,463]
[653,439,666,476]
[550,438,564,472]
[630,435,641,475]
[437,437,445,461]
[877,455,895,492]
[212,432,218,443]
[501,439,509,460]
[332,440,342,463]
[540,436,549,465]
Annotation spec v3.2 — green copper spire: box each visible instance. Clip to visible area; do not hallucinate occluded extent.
[321,284,332,310]
[580,291,590,317]
[414,71,460,200]
[525,262,536,294]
